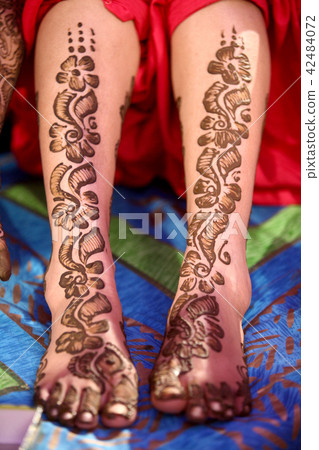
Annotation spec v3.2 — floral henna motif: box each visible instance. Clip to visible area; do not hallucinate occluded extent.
[152,29,252,399]
[0,1,24,132]
[68,343,138,418]
[56,55,99,92]
[35,25,138,408]
[47,26,106,362]
[0,3,24,282]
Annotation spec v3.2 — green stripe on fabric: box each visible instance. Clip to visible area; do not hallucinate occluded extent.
[246,205,301,268]
[2,178,300,294]
[109,217,181,295]
[110,206,300,294]
[3,181,48,217]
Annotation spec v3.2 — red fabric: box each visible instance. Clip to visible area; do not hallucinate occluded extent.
[10,0,301,205]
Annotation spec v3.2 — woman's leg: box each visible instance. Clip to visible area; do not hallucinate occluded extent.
[151,0,270,421]
[0,2,24,281]
[34,0,140,429]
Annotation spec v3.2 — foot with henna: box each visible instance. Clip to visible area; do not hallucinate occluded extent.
[150,1,270,422]
[33,0,140,429]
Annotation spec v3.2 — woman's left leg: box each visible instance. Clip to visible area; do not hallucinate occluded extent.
[151,0,270,422]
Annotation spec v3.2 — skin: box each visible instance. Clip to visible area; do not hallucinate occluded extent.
[150,0,270,422]
[0,0,24,281]
[34,0,140,429]
[0,0,271,429]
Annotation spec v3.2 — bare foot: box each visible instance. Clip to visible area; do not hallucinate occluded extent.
[34,251,138,430]
[150,243,252,422]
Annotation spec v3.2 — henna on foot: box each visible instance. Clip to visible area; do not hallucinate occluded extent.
[34,18,138,429]
[151,28,253,422]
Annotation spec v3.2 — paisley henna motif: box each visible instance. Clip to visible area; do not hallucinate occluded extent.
[35,25,138,403]
[152,28,252,398]
[45,26,107,359]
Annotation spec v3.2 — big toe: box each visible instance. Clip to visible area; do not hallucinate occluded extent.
[101,401,137,428]
[101,376,138,428]
[150,366,187,414]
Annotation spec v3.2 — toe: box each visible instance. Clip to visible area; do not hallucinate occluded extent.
[34,385,50,407]
[102,401,137,428]
[186,383,207,423]
[208,400,223,419]
[76,387,100,430]
[235,395,252,416]
[150,363,186,414]
[220,383,235,420]
[101,375,138,428]
[58,386,79,426]
[205,382,235,420]
[236,397,252,416]
[46,382,65,421]
[235,378,252,416]
[151,393,187,415]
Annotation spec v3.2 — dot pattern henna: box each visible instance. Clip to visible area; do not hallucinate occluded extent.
[34,26,138,416]
[151,28,252,400]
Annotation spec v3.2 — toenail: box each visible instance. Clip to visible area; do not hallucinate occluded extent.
[79,411,94,423]
[210,401,222,412]
[189,406,205,420]
[225,408,234,417]
[106,403,129,418]
[160,386,184,399]
[61,411,74,421]
[50,407,59,418]
[35,392,49,406]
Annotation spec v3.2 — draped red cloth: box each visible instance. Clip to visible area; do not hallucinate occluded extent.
[9,0,300,205]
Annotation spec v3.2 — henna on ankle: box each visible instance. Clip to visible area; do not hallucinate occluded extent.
[35,23,138,408]
[151,27,252,400]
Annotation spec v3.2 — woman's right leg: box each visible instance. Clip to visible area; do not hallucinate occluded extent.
[34,0,140,429]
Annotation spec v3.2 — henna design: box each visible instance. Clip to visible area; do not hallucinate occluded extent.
[78,387,101,417]
[187,383,206,419]
[0,3,24,269]
[0,2,24,132]
[105,374,139,419]
[48,31,106,353]
[48,382,63,405]
[59,386,78,423]
[35,25,139,414]
[40,26,108,362]
[163,294,224,372]
[152,29,252,398]
[68,343,138,416]
[34,354,48,386]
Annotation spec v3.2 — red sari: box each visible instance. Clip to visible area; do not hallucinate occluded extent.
[9,0,301,205]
